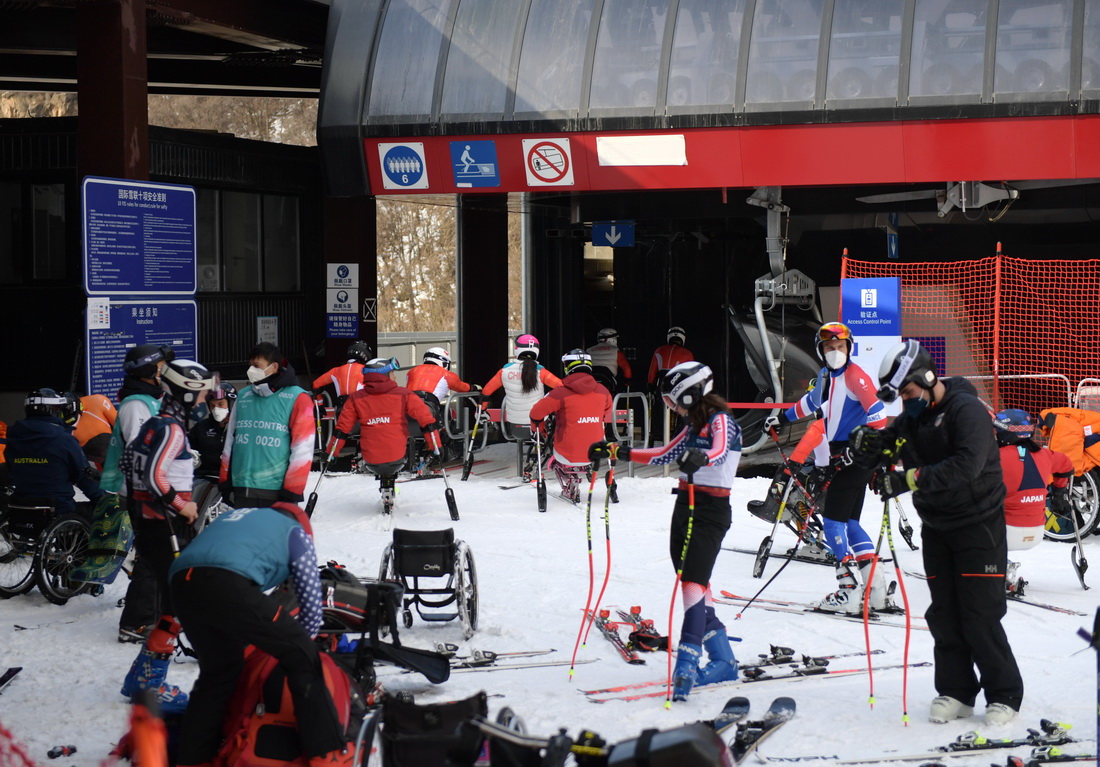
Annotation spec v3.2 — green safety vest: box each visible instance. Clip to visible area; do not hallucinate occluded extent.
[100,393,161,494]
[229,385,306,491]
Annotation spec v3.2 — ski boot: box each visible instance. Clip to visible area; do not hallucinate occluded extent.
[814,558,862,614]
[1005,560,1026,596]
[859,556,901,613]
[672,642,702,701]
[120,648,189,715]
[696,628,739,686]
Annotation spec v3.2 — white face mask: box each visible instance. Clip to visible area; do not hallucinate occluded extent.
[247,364,270,384]
[211,406,229,423]
[824,349,848,371]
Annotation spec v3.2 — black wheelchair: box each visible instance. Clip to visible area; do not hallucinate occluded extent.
[0,492,94,605]
[377,528,478,640]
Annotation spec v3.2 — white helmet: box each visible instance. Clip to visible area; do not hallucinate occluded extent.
[667,326,686,345]
[514,334,540,360]
[597,328,619,346]
[424,347,451,370]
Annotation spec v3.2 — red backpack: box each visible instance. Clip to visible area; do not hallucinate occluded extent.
[214,649,369,767]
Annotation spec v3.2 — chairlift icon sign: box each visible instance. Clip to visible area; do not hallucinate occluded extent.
[379,143,429,190]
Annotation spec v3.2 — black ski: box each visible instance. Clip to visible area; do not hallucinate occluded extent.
[437,647,557,668]
[0,666,22,694]
[902,570,1087,615]
[587,608,645,665]
[729,696,796,763]
[707,696,751,735]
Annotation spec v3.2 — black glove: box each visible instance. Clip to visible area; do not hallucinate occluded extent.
[468,384,481,394]
[849,425,892,469]
[1050,486,1072,518]
[830,446,854,472]
[799,465,828,498]
[588,441,614,462]
[873,468,916,500]
[763,411,788,431]
[217,481,235,507]
[617,443,632,462]
[83,465,102,482]
[678,448,709,475]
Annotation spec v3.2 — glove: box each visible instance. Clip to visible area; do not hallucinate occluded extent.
[763,411,788,431]
[82,465,102,482]
[873,468,918,499]
[849,425,891,469]
[678,448,709,475]
[617,443,632,462]
[531,419,545,438]
[588,441,615,461]
[830,447,853,472]
[1050,486,1072,518]
[218,481,236,507]
[468,384,481,394]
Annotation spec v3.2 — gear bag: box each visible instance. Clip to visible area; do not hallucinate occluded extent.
[214,649,366,767]
[69,494,133,585]
[380,691,487,767]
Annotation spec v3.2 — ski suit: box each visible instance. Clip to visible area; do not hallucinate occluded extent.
[74,394,117,468]
[999,443,1072,545]
[482,360,562,427]
[169,505,342,767]
[586,341,632,386]
[332,373,440,466]
[220,365,314,506]
[405,363,475,406]
[648,344,694,386]
[783,361,886,563]
[623,410,742,646]
[888,377,1024,712]
[4,414,103,516]
[312,360,365,400]
[529,371,612,466]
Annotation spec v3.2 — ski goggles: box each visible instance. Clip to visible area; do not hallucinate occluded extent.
[817,323,852,343]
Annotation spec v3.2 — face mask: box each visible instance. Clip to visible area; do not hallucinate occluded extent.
[212,406,229,423]
[824,349,848,370]
[247,365,270,384]
[903,393,929,418]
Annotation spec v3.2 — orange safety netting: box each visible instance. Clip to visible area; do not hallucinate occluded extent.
[842,254,1100,417]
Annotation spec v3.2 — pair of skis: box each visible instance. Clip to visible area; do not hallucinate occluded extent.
[702,696,797,763]
[901,570,1087,616]
[714,590,928,631]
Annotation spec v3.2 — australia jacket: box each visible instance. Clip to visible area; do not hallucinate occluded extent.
[890,377,1006,531]
[333,373,439,465]
[529,372,613,464]
[5,415,103,512]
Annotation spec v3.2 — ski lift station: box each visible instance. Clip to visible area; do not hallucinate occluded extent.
[5,0,1100,444]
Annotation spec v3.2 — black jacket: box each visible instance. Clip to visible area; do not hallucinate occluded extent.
[188,415,226,479]
[5,415,103,512]
[890,377,1005,531]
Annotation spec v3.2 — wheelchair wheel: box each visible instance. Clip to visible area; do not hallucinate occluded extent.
[0,514,36,598]
[1045,471,1100,542]
[455,541,478,639]
[192,486,225,534]
[377,544,395,581]
[35,514,93,605]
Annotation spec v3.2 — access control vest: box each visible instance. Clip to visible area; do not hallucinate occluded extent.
[100,393,160,494]
[230,385,306,491]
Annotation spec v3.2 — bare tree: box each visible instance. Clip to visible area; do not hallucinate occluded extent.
[375,198,457,332]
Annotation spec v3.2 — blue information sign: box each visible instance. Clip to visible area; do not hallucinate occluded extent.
[327,313,360,339]
[449,140,500,188]
[86,299,198,400]
[82,176,197,296]
[592,221,635,247]
[841,277,901,336]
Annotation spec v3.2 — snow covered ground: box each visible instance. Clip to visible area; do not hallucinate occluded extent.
[2,447,1097,766]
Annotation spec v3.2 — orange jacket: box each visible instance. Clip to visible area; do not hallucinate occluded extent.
[73,394,117,447]
[648,344,694,385]
[313,362,365,398]
[404,363,474,402]
[1039,407,1100,475]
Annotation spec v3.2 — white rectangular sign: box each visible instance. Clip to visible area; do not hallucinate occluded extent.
[596,135,687,166]
[326,263,359,289]
[327,288,358,314]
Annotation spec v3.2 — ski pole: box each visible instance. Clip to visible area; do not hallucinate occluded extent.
[433,435,460,521]
[305,442,340,518]
[893,498,918,551]
[1076,606,1099,742]
[582,454,616,645]
[736,427,833,617]
[534,423,547,513]
[461,405,487,481]
[1067,474,1090,590]
[883,496,913,725]
[666,464,696,709]
[569,458,602,681]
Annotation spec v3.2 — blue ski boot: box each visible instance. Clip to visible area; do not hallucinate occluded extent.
[672,642,702,701]
[120,647,189,715]
[696,628,739,686]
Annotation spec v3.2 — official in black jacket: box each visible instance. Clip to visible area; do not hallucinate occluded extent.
[855,340,1022,728]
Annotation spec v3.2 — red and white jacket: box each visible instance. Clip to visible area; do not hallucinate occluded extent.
[529,372,612,465]
[405,363,474,403]
[313,361,366,398]
[1000,444,1073,528]
[332,374,440,464]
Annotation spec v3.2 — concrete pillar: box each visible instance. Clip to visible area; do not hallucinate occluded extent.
[76,0,149,180]
[456,194,509,386]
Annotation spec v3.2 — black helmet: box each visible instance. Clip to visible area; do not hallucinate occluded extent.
[993,409,1035,447]
[160,359,216,408]
[213,380,237,402]
[667,326,687,346]
[123,344,174,379]
[60,392,83,428]
[561,349,594,375]
[877,340,938,403]
[347,340,373,365]
[661,361,713,410]
[24,388,66,418]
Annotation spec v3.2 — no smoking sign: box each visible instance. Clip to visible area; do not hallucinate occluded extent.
[522,138,574,187]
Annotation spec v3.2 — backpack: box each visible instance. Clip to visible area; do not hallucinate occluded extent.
[1039,407,1100,474]
[214,650,368,767]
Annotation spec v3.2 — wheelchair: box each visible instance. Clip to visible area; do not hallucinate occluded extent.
[1045,470,1100,541]
[0,493,94,605]
[377,528,478,640]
